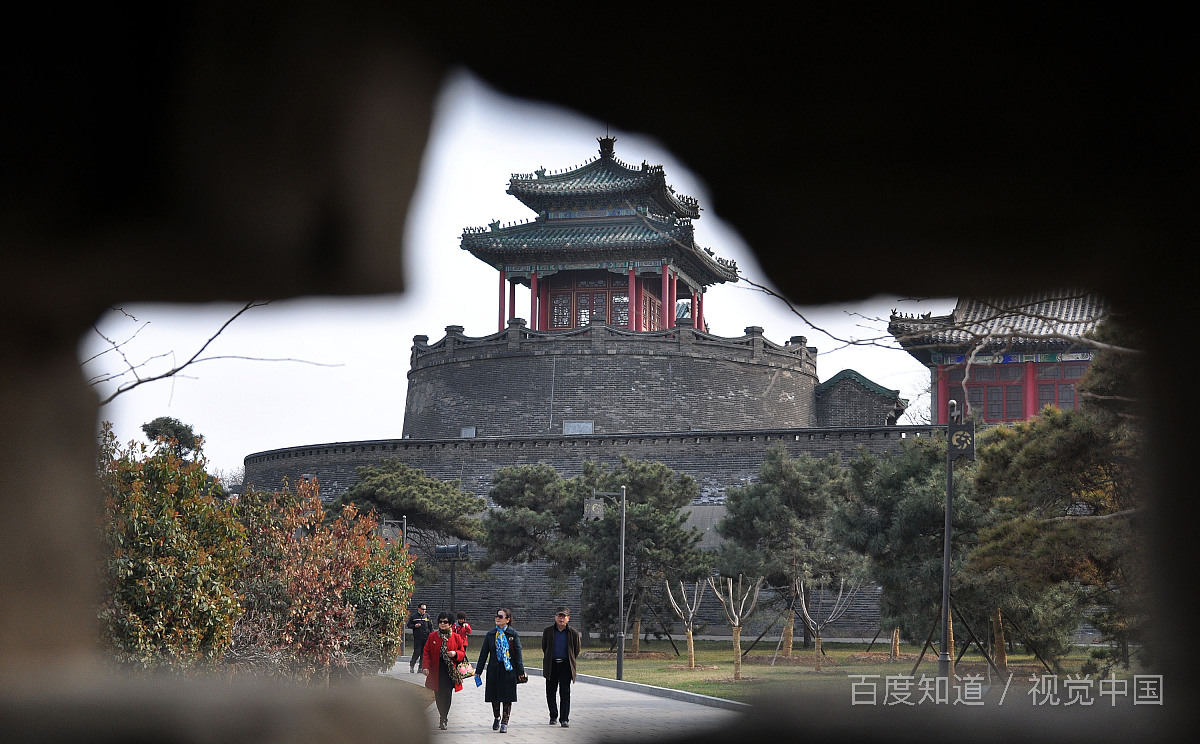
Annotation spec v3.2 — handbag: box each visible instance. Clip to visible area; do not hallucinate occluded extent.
[457,661,474,676]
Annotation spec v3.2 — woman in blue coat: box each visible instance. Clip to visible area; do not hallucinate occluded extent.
[475,607,525,733]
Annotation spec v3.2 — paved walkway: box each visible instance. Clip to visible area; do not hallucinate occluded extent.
[382,667,745,743]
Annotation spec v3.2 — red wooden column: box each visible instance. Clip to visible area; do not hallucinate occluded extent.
[1024,360,1038,419]
[627,268,637,330]
[696,291,704,330]
[936,365,948,424]
[660,265,670,329]
[508,281,516,321]
[634,274,643,330]
[689,292,696,327]
[498,269,507,332]
[530,272,539,330]
[669,273,678,328]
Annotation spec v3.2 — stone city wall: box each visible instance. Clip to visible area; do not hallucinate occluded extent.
[402,321,820,439]
[245,426,938,641]
[244,425,939,504]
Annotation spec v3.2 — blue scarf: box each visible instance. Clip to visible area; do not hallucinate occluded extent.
[495,627,513,671]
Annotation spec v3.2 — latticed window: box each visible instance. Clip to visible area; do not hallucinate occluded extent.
[1058,383,1076,410]
[550,293,572,328]
[1032,362,1085,412]
[986,386,1004,419]
[947,363,1025,423]
[576,292,607,326]
[547,271,627,329]
[968,386,984,413]
[576,271,609,288]
[612,292,629,326]
[1005,385,1023,419]
[944,360,1091,423]
[642,294,660,331]
[1038,383,1056,408]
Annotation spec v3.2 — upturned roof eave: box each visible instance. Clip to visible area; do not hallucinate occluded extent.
[461,245,737,286]
[460,223,736,285]
[891,334,1095,367]
[506,185,701,219]
[506,154,701,219]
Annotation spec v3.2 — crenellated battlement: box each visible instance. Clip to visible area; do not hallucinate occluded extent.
[402,320,821,440]
[244,424,940,505]
[410,319,815,370]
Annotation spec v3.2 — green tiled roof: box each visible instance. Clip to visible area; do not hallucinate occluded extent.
[815,368,903,400]
[461,139,739,286]
[463,213,690,253]
[461,212,737,285]
[506,140,701,218]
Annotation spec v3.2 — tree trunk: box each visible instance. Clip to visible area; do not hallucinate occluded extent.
[801,586,813,648]
[782,608,795,657]
[632,617,641,655]
[992,608,1007,671]
[686,628,695,668]
[732,625,742,681]
[890,627,900,661]
[814,635,824,672]
[947,611,955,670]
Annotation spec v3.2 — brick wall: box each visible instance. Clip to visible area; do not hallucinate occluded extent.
[244,425,938,503]
[816,375,902,427]
[403,321,820,439]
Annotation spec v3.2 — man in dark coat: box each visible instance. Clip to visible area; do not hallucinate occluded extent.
[407,603,431,673]
[541,606,582,728]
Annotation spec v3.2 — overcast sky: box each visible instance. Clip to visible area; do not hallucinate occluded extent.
[78,70,954,478]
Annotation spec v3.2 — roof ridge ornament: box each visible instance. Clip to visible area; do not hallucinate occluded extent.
[598,135,616,159]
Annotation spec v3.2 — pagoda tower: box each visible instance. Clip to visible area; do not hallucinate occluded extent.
[460,136,738,333]
[397,138,828,440]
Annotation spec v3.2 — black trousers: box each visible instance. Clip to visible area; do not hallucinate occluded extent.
[411,637,428,669]
[546,659,572,722]
[435,660,454,720]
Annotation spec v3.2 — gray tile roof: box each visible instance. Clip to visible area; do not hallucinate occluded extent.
[462,213,695,253]
[507,150,701,219]
[889,289,1109,352]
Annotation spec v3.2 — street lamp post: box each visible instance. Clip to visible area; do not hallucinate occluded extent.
[589,487,627,680]
[401,515,407,660]
[938,414,955,680]
[618,485,626,680]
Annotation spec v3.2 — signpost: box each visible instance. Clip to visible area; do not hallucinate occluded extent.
[939,401,975,679]
[435,543,471,614]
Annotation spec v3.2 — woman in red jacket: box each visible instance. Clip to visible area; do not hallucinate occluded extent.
[421,612,468,730]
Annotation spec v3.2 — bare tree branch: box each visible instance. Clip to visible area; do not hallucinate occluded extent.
[86,301,343,406]
[629,203,1139,422]
[735,275,905,354]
